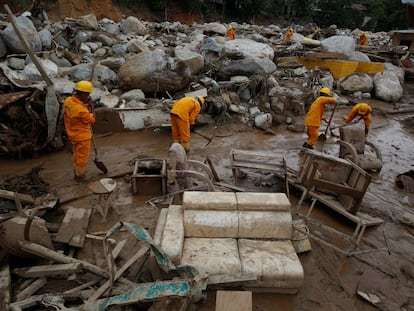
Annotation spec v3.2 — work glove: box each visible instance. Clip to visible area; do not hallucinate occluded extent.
[190,124,195,133]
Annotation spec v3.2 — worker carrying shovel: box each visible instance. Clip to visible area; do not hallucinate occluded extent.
[344,103,372,135]
[64,80,96,181]
[303,87,337,149]
[170,96,205,153]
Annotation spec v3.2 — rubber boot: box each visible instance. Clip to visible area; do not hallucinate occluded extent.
[302,142,314,149]
[74,165,86,181]
[182,141,190,153]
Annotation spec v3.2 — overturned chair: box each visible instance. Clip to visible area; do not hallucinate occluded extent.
[338,125,383,172]
[154,191,304,293]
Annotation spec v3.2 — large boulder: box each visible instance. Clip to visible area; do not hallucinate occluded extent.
[222,39,274,60]
[217,59,265,80]
[374,71,403,102]
[320,35,355,58]
[2,16,42,53]
[118,50,191,92]
[174,47,204,74]
[120,16,147,35]
[338,73,374,93]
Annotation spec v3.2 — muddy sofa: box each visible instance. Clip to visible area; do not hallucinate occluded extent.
[154,191,304,293]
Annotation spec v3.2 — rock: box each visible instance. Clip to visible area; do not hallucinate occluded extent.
[222,39,274,60]
[120,16,147,35]
[254,113,273,130]
[384,62,405,84]
[53,78,76,95]
[338,73,374,93]
[75,14,98,30]
[100,93,119,108]
[22,59,58,81]
[118,49,191,92]
[374,71,403,102]
[0,36,8,59]
[204,22,227,36]
[7,57,25,70]
[100,57,126,71]
[217,59,265,80]
[174,47,204,74]
[38,29,53,49]
[349,51,371,62]
[126,38,150,53]
[2,15,42,53]
[95,33,115,46]
[120,89,146,102]
[320,35,355,58]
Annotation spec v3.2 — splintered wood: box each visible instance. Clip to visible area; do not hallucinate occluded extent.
[55,206,92,248]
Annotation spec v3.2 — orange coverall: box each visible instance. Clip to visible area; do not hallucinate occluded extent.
[170,97,202,151]
[344,104,372,128]
[227,28,235,40]
[305,96,337,146]
[64,96,96,172]
[358,33,368,46]
[285,30,293,43]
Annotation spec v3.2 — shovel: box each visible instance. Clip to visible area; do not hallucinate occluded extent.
[91,127,108,174]
[318,104,337,142]
[5,5,59,145]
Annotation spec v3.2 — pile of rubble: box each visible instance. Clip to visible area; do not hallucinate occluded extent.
[0,6,411,158]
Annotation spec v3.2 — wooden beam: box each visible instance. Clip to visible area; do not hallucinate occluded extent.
[215,291,252,311]
[0,264,11,311]
[55,207,92,248]
[13,263,82,278]
[0,189,34,205]
[15,278,47,301]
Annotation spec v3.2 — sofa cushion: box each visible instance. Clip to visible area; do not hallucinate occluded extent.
[238,239,304,288]
[183,191,237,210]
[236,192,291,211]
[183,210,238,238]
[238,211,292,239]
[159,205,184,265]
[181,238,241,275]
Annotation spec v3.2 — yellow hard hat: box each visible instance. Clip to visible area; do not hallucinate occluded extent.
[75,80,93,93]
[320,87,331,96]
[228,25,233,29]
[357,103,371,115]
[360,31,365,35]
[196,96,205,106]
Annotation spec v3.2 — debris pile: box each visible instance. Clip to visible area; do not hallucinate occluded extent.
[0,4,412,157]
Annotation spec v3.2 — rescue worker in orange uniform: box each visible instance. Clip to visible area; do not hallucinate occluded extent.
[64,80,96,180]
[227,25,235,40]
[303,87,337,149]
[170,96,205,153]
[358,31,368,46]
[344,103,372,135]
[285,28,294,43]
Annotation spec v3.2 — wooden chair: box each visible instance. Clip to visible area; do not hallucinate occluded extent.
[338,125,383,172]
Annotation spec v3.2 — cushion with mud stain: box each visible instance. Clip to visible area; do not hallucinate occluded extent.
[181,238,241,275]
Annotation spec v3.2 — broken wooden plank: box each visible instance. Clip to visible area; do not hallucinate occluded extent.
[0,264,11,311]
[55,206,92,248]
[0,189,34,205]
[13,263,82,278]
[88,244,150,301]
[215,290,252,311]
[15,277,47,301]
[0,91,31,110]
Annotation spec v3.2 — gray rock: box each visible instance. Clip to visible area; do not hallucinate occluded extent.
[22,59,58,81]
[218,59,265,80]
[204,22,226,36]
[222,39,274,60]
[120,89,146,101]
[2,16,42,53]
[320,35,355,58]
[75,14,98,30]
[112,44,128,56]
[38,29,53,49]
[96,34,115,46]
[53,78,76,95]
[0,37,7,58]
[338,73,374,93]
[254,113,273,130]
[126,39,149,53]
[49,53,72,67]
[74,31,92,44]
[7,57,25,70]
[374,71,403,102]
[174,48,204,74]
[120,16,147,35]
[100,57,125,71]
[118,49,191,92]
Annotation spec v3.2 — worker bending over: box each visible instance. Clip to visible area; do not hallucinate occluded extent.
[344,103,372,135]
[227,25,235,40]
[64,80,96,181]
[170,96,205,153]
[358,31,368,46]
[303,87,337,149]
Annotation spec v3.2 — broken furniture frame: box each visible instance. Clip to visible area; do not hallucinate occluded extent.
[293,150,385,255]
[88,178,117,222]
[229,149,289,196]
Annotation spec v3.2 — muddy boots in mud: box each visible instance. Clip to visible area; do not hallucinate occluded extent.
[74,166,86,181]
[182,141,190,154]
[302,142,314,149]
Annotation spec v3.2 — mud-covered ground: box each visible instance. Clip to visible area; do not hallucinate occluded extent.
[0,92,413,310]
